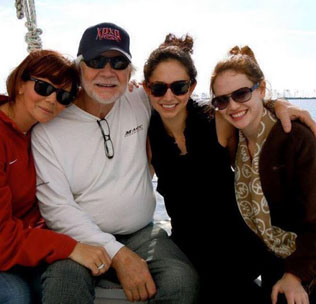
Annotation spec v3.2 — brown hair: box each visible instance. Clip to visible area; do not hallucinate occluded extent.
[143,33,197,83]
[210,45,264,96]
[6,50,79,103]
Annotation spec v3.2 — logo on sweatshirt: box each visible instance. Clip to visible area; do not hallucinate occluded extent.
[124,124,143,137]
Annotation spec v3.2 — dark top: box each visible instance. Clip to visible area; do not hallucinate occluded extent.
[148,100,245,274]
[260,120,316,282]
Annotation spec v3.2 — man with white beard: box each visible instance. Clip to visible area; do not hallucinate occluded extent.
[31,22,199,304]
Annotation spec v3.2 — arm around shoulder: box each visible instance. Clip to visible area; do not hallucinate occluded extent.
[267,98,316,136]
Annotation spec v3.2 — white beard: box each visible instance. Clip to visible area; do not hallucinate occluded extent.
[81,76,126,105]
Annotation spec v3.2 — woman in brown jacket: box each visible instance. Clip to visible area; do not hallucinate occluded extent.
[211,46,316,304]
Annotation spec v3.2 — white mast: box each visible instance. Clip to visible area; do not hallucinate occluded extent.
[15,0,43,53]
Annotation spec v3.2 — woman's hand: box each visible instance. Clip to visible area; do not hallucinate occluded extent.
[271,272,309,304]
[128,80,141,92]
[68,242,111,276]
[273,99,316,137]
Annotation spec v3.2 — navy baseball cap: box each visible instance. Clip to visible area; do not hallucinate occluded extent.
[77,22,132,61]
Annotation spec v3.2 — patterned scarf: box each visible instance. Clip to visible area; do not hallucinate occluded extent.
[234,108,297,258]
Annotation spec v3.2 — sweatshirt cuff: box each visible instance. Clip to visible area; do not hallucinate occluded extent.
[104,240,125,259]
[59,236,77,258]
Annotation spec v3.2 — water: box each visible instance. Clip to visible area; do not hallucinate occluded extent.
[152,177,171,234]
[153,98,316,231]
[288,98,316,119]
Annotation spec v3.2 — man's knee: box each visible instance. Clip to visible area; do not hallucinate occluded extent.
[42,260,94,304]
[167,260,199,293]
[44,259,90,279]
[154,260,200,303]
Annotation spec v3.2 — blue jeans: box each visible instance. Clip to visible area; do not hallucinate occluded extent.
[41,224,200,303]
[0,266,43,304]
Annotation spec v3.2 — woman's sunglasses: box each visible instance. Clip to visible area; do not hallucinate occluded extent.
[212,82,260,110]
[148,80,191,97]
[83,55,130,70]
[29,77,76,106]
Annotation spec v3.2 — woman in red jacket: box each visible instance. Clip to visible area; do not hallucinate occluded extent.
[0,50,111,304]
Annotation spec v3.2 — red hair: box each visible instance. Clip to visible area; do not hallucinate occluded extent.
[6,50,79,103]
[210,45,264,96]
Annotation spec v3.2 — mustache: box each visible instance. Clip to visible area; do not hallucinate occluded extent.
[92,77,120,86]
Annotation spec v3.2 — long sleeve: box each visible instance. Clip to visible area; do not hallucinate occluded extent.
[260,122,316,282]
[32,125,124,259]
[283,124,316,281]
[0,128,76,271]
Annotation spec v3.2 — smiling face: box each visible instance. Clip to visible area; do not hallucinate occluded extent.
[17,77,67,125]
[144,59,196,122]
[213,70,265,135]
[80,50,131,105]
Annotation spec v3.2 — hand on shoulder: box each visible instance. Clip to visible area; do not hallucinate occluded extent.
[272,98,316,137]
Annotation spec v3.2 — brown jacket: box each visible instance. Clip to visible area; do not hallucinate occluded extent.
[260,120,316,282]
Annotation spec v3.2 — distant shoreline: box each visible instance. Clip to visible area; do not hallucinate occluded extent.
[195,97,316,101]
[286,97,316,100]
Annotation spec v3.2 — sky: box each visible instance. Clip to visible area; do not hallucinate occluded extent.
[0,0,316,96]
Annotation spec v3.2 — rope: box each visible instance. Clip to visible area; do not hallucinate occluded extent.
[15,0,43,53]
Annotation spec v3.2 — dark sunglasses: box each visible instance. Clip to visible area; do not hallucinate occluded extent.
[83,55,130,70]
[148,80,191,97]
[29,76,75,106]
[212,82,260,110]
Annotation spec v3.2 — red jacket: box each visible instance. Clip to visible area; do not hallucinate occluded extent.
[0,98,76,270]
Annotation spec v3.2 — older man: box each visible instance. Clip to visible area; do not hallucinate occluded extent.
[32,23,199,303]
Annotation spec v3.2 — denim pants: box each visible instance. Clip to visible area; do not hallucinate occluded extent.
[0,265,43,304]
[41,223,200,304]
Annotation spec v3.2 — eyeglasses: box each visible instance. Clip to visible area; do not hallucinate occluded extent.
[84,56,130,70]
[147,80,191,97]
[97,118,114,159]
[29,76,76,106]
[212,82,260,110]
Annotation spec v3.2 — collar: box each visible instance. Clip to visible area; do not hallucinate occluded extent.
[0,109,31,137]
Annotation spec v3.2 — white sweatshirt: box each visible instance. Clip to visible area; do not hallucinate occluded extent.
[32,88,156,258]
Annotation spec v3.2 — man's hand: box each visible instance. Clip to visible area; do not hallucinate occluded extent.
[271,273,309,304]
[68,242,111,276]
[273,99,316,137]
[112,246,157,302]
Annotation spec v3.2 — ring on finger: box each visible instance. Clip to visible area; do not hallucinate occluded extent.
[97,263,105,270]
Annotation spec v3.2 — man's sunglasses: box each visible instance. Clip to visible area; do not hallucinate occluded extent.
[147,80,191,97]
[29,77,76,106]
[212,82,260,110]
[83,55,130,70]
